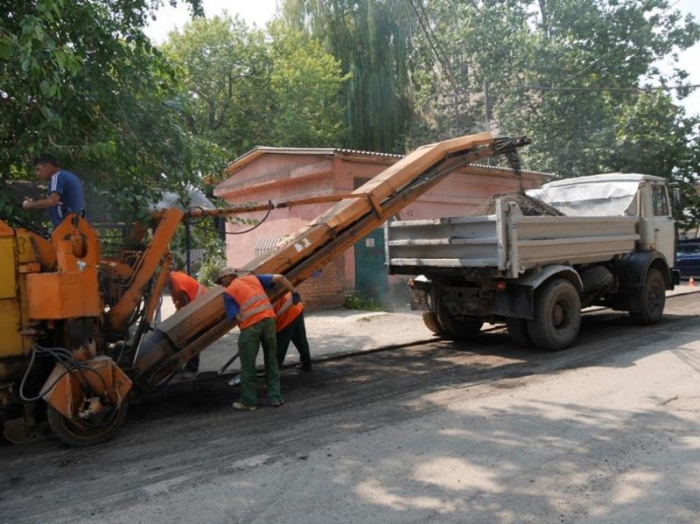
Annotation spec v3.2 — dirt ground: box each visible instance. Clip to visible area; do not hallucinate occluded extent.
[2,294,700,523]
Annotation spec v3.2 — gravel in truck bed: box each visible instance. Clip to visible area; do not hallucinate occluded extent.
[468,192,564,217]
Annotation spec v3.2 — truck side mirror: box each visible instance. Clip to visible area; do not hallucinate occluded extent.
[672,187,681,211]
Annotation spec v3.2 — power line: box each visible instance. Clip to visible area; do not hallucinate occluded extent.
[403,0,457,89]
[523,84,700,93]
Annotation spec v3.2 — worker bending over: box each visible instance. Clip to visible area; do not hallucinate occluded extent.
[217,267,296,411]
[168,271,207,378]
[274,291,312,371]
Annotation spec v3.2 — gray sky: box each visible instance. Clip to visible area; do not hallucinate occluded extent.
[144,0,700,118]
[144,0,277,42]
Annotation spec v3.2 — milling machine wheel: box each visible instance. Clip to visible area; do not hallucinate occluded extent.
[47,402,128,447]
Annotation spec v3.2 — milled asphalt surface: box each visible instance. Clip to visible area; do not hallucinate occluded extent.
[1,284,699,524]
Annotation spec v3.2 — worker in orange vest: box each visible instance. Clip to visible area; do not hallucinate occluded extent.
[273,292,312,371]
[168,271,207,378]
[216,267,296,411]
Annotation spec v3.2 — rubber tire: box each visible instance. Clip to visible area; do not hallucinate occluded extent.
[47,401,128,447]
[527,278,581,352]
[506,317,534,348]
[436,307,484,340]
[629,268,666,325]
[422,312,446,337]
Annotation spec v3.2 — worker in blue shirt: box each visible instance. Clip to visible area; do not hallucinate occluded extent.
[23,153,86,228]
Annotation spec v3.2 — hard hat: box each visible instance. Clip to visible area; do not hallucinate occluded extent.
[216,266,238,284]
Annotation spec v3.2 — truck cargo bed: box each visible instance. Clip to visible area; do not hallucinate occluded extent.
[386,200,639,277]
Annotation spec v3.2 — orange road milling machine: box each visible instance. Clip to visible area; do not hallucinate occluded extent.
[0,133,528,446]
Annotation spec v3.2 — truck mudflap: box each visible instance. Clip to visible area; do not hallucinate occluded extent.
[491,265,583,320]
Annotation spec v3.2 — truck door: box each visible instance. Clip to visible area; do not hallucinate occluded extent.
[640,182,675,264]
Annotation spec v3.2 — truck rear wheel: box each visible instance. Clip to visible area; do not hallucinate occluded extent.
[506,317,534,348]
[629,268,665,325]
[47,402,128,447]
[528,278,581,351]
[422,312,446,336]
[436,307,483,340]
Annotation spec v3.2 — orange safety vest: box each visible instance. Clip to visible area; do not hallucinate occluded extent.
[224,275,275,329]
[169,271,207,308]
[273,292,304,332]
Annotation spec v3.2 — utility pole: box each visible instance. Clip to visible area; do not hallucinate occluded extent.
[484,80,492,133]
[484,80,492,165]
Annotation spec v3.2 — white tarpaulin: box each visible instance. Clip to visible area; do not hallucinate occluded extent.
[527,175,643,217]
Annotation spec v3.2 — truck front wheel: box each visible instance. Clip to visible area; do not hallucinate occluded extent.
[528,278,581,351]
[629,268,665,325]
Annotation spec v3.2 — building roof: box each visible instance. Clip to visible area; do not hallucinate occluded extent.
[220,145,553,181]
[222,147,404,178]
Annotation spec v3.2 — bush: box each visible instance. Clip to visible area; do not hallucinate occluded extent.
[343,294,383,311]
[197,254,227,287]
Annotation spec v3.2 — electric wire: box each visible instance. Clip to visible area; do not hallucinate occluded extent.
[404,0,695,104]
[18,344,108,403]
[185,204,273,236]
[19,343,122,429]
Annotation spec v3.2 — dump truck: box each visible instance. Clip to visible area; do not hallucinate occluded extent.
[0,132,529,446]
[386,173,680,352]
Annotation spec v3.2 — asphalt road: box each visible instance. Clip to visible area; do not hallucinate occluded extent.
[2,293,700,524]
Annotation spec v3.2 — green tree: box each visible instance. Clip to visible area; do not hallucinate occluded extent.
[0,0,218,223]
[408,0,700,227]
[412,0,698,170]
[408,0,531,145]
[161,14,272,158]
[281,0,415,153]
[267,22,349,147]
[161,14,348,157]
[501,0,699,176]
[607,93,700,231]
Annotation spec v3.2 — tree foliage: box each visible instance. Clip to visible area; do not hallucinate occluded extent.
[161,14,272,158]
[0,0,217,222]
[161,14,347,162]
[281,0,415,153]
[407,0,700,227]
[266,21,349,147]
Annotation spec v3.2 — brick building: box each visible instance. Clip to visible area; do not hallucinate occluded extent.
[214,147,549,309]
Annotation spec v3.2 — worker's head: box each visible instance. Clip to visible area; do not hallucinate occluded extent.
[216,266,238,287]
[33,153,60,181]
